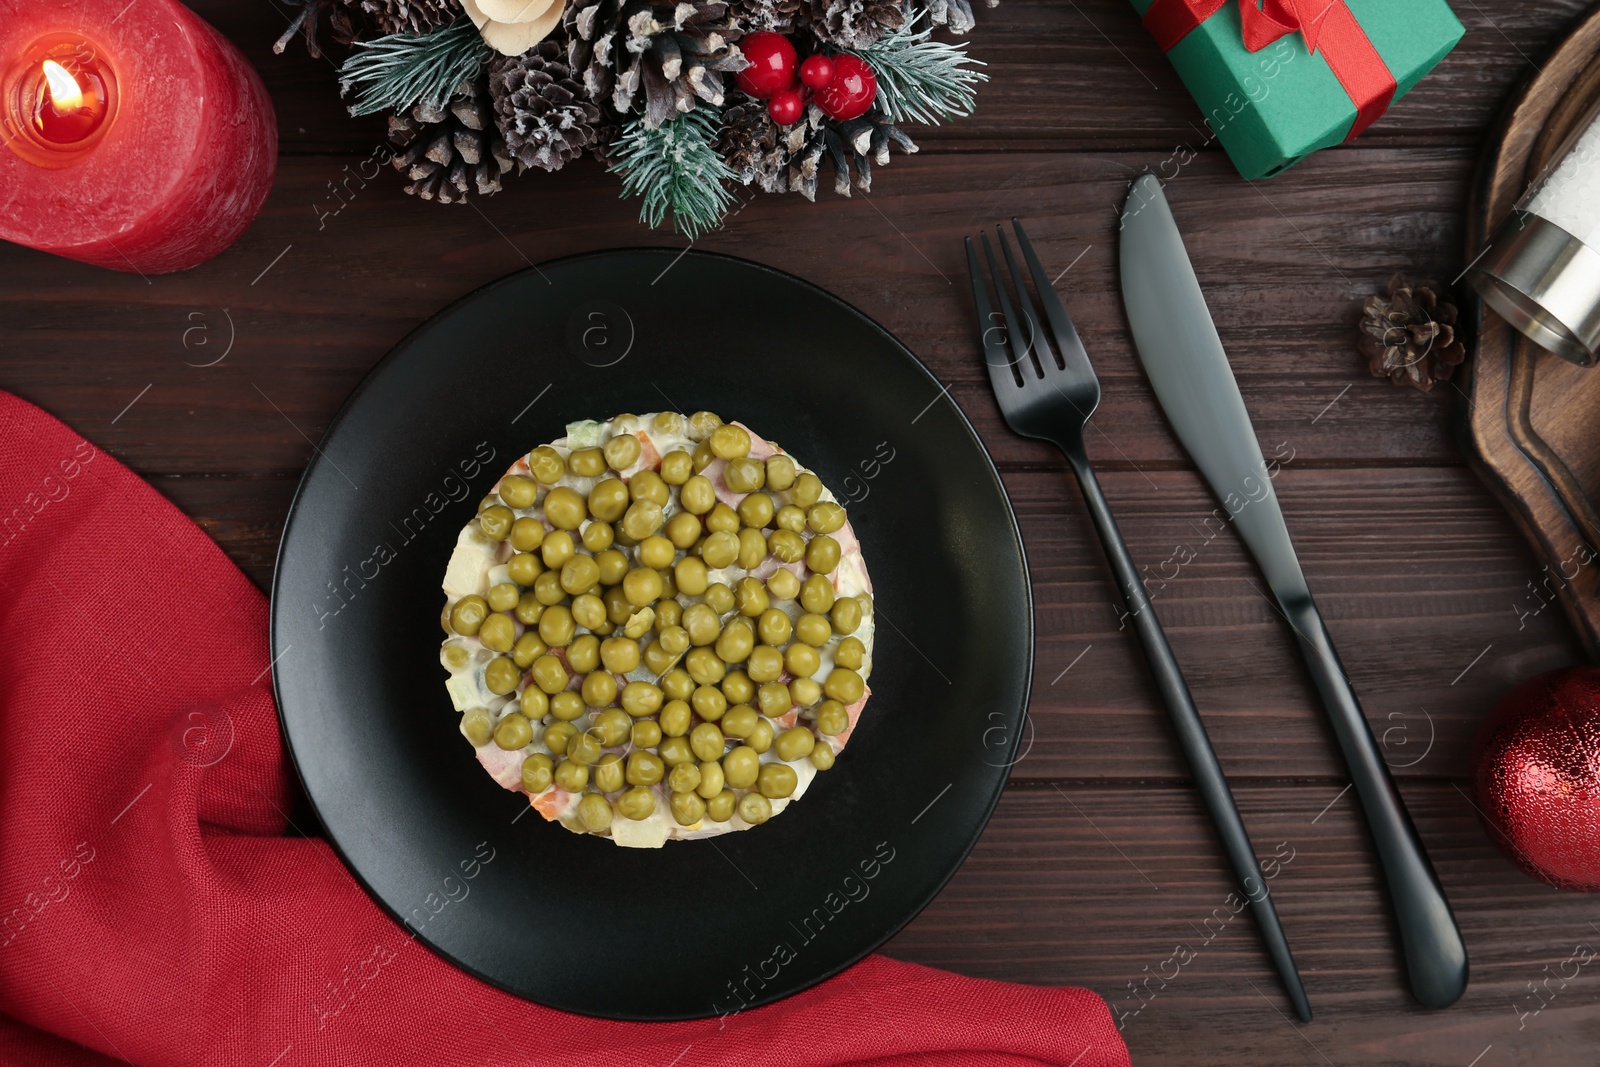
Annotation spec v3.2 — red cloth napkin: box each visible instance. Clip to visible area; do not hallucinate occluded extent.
[0,390,1131,1067]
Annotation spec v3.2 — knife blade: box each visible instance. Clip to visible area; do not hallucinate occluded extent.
[1119,173,1469,1010]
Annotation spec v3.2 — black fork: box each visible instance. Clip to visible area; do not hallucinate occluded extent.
[966,219,1312,1023]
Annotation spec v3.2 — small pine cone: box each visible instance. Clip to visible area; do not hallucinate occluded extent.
[809,0,905,47]
[567,1,749,129]
[925,0,996,35]
[352,0,463,35]
[716,101,794,191]
[273,0,365,58]
[488,41,603,173]
[1358,274,1467,392]
[728,0,806,30]
[387,81,513,203]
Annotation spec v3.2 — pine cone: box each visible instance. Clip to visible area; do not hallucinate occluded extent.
[716,101,800,191]
[273,0,365,58]
[1358,274,1467,392]
[786,105,915,199]
[387,80,513,202]
[808,0,905,47]
[354,0,463,35]
[565,1,748,128]
[728,0,806,30]
[925,0,997,35]
[488,41,604,173]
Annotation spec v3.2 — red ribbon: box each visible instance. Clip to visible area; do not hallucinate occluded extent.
[1142,0,1397,141]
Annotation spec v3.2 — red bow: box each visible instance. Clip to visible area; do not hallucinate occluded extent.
[1142,0,1397,141]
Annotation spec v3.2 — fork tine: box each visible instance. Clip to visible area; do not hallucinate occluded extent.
[964,237,1007,370]
[980,231,1034,382]
[996,226,1059,372]
[1010,218,1091,371]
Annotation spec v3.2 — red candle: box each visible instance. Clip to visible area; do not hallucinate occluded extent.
[0,0,277,274]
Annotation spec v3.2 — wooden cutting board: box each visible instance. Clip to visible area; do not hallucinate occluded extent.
[1462,1,1600,658]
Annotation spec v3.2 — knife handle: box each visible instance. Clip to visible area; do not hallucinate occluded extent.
[1281,595,1469,1009]
[1067,455,1311,1022]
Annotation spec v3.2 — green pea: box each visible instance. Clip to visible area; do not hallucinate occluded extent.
[832,595,864,635]
[622,567,663,607]
[721,670,755,705]
[704,583,735,614]
[705,502,739,534]
[736,527,768,569]
[567,634,600,674]
[766,568,801,602]
[479,505,514,540]
[620,681,664,718]
[462,708,494,747]
[816,699,849,736]
[835,636,866,670]
[604,433,641,470]
[599,636,640,673]
[721,705,758,739]
[773,726,815,762]
[630,470,670,506]
[479,613,516,653]
[668,761,702,795]
[631,719,662,749]
[660,668,695,702]
[789,472,822,508]
[626,750,664,786]
[700,530,739,569]
[686,647,727,686]
[568,447,606,477]
[769,529,805,563]
[800,574,835,614]
[593,752,625,793]
[747,645,784,683]
[825,666,865,702]
[696,759,725,799]
[660,450,694,485]
[568,729,603,766]
[620,500,664,541]
[588,478,629,522]
[757,681,792,719]
[659,699,693,737]
[757,762,798,799]
[533,570,565,606]
[738,791,773,825]
[805,535,841,574]
[660,624,691,656]
[531,654,568,695]
[539,604,575,648]
[543,721,577,756]
[554,759,588,792]
[680,475,716,515]
[810,739,836,771]
[723,746,759,788]
[520,682,550,719]
[707,789,737,821]
[658,735,695,766]
[688,410,723,439]
[765,455,797,492]
[493,712,533,750]
[521,752,553,792]
[714,620,754,665]
[544,487,587,530]
[514,591,545,626]
[737,493,775,531]
[789,676,821,709]
[674,556,710,597]
[709,423,751,460]
[617,786,656,820]
[499,475,539,509]
[593,707,632,746]
[540,530,575,570]
[775,503,807,532]
[692,685,727,721]
[484,657,520,695]
[582,520,614,553]
[571,593,607,632]
[578,792,614,831]
[528,445,565,484]
[582,670,618,710]
[747,717,775,754]
[724,457,765,493]
[670,790,707,825]
[449,595,489,636]
[690,721,726,762]
[511,516,546,552]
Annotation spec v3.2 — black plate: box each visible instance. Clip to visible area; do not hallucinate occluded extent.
[271,250,1032,1020]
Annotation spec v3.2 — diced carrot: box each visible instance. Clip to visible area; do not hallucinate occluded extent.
[636,431,662,470]
[531,789,568,820]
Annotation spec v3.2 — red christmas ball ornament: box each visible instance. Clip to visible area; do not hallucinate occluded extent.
[800,53,835,90]
[813,53,876,121]
[736,31,798,99]
[767,87,804,126]
[1473,667,1600,891]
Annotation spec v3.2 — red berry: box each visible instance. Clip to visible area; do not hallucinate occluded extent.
[813,53,876,121]
[799,54,835,90]
[736,31,798,99]
[767,87,804,126]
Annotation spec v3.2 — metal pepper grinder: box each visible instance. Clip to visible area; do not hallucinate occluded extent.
[1471,97,1600,366]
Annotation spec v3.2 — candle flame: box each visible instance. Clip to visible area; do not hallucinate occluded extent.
[41,60,83,111]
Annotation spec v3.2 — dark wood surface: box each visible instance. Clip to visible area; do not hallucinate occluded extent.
[4,1,1599,1062]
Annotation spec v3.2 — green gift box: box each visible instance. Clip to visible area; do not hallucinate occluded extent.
[1130,0,1464,179]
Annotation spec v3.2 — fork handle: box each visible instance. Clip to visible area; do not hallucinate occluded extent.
[1065,453,1312,1022]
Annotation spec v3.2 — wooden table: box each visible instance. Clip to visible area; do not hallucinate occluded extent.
[4,1,1598,1062]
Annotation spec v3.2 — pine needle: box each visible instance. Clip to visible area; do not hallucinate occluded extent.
[843,18,988,126]
[609,111,738,240]
[339,19,491,118]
